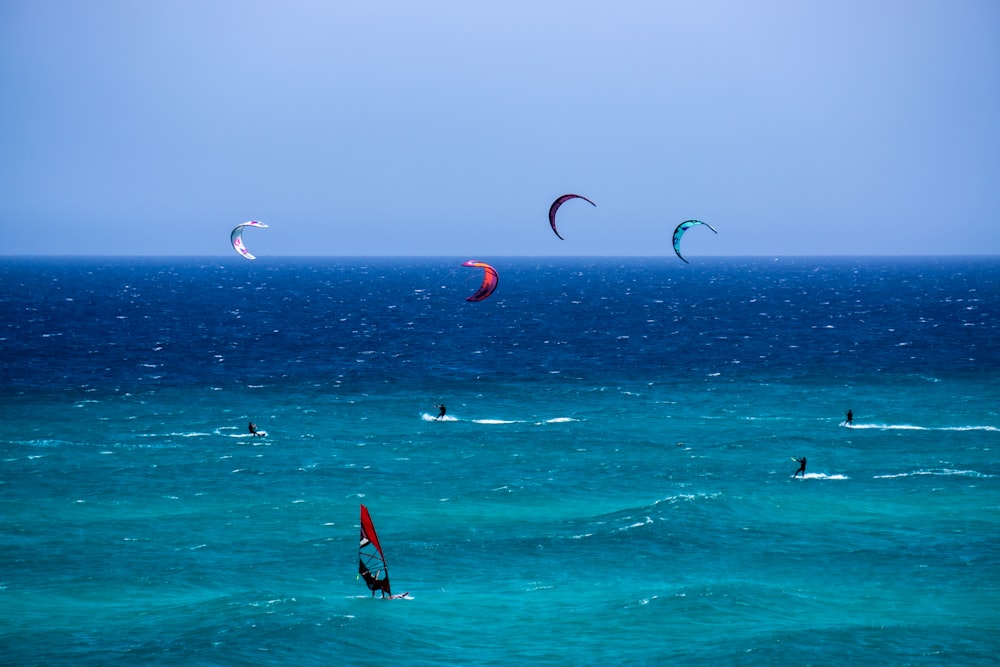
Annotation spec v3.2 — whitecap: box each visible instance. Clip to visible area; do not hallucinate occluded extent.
[875,469,993,479]
[797,473,848,480]
[617,516,654,531]
[421,413,457,422]
[848,423,927,431]
[849,423,997,432]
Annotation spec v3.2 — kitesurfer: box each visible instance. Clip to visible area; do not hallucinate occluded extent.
[436,404,447,420]
[248,421,261,437]
[845,409,853,426]
[792,456,807,478]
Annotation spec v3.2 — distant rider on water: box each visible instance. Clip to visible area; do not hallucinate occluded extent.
[792,456,807,478]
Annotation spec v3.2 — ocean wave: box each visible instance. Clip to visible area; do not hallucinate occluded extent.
[10,439,73,449]
[795,473,849,480]
[419,413,574,425]
[420,413,458,422]
[874,468,995,479]
[616,516,654,531]
[847,423,998,432]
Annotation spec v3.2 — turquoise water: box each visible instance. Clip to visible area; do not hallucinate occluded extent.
[2,257,998,665]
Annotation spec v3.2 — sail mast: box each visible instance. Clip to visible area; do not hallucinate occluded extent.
[359,504,391,597]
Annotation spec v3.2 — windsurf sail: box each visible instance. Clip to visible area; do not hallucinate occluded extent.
[462,260,499,302]
[548,194,596,240]
[359,504,392,598]
[671,219,717,264]
[230,220,269,260]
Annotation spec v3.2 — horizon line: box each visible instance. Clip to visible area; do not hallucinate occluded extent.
[1,254,998,260]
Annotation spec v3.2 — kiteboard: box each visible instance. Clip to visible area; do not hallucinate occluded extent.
[422,413,457,422]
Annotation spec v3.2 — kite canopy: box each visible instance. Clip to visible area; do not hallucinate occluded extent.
[462,260,499,302]
[672,219,717,264]
[230,221,269,260]
[548,194,596,240]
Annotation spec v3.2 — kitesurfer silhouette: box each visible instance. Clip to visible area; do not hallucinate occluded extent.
[792,456,807,478]
[436,404,446,420]
[248,421,261,437]
[845,409,853,426]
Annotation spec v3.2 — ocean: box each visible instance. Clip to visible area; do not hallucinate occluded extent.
[1,256,997,665]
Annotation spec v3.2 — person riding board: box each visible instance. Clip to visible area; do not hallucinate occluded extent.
[248,421,261,437]
[436,404,446,420]
[792,456,807,478]
[358,560,391,598]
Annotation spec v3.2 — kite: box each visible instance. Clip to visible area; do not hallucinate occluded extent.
[230,221,269,260]
[548,194,596,240]
[672,220,717,264]
[462,260,499,302]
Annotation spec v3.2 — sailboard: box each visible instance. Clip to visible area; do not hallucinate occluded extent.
[358,504,408,599]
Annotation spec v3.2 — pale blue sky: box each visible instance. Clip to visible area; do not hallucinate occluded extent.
[2,0,998,256]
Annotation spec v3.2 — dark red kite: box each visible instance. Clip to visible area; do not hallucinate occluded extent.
[462,260,499,302]
[548,194,596,240]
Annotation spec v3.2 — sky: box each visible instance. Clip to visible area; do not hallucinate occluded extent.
[1,0,998,257]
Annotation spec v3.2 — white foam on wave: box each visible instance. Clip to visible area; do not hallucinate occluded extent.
[617,516,654,531]
[939,425,999,432]
[235,435,270,443]
[847,423,997,432]
[422,415,576,424]
[13,439,70,449]
[421,413,458,422]
[797,473,848,480]
[875,468,994,479]
[652,492,724,507]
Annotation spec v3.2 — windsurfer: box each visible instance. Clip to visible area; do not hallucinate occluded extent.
[792,456,807,478]
[845,409,853,426]
[436,404,447,420]
[359,560,391,598]
[248,421,261,437]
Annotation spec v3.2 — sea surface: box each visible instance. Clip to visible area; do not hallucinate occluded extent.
[1,256,998,666]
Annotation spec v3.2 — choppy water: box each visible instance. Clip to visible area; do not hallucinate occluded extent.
[2,256,998,665]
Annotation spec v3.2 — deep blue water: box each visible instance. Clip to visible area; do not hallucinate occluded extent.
[2,256,998,665]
